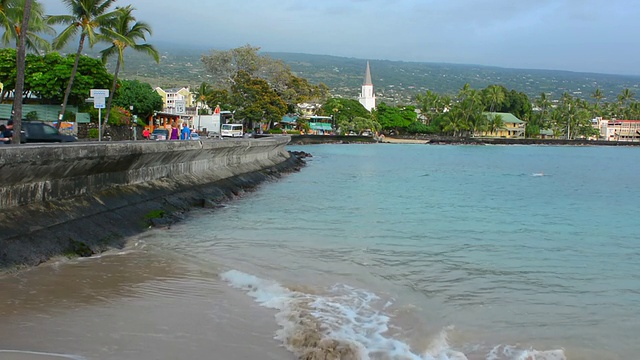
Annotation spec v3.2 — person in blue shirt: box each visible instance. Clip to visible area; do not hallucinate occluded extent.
[180,122,191,140]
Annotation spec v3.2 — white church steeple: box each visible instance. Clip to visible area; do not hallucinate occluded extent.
[359,61,376,112]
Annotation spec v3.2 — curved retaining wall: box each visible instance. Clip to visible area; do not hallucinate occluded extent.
[0,137,290,209]
[0,137,297,270]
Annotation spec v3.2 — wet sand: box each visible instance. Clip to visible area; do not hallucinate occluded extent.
[0,247,293,360]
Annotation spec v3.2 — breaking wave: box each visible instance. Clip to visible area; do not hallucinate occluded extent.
[221,270,565,360]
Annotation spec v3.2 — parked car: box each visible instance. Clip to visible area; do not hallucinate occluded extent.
[20,121,77,143]
[150,128,169,140]
[361,129,373,137]
[190,132,201,140]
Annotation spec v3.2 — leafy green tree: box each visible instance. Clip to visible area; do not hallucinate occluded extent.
[321,97,370,124]
[112,79,162,121]
[202,44,329,113]
[498,89,532,120]
[48,0,119,124]
[373,102,417,133]
[0,47,16,101]
[207,88,233,111]
[24,52,112,105]
[100,5,158,125]
[230,70,287,129]
[336,116,380,134]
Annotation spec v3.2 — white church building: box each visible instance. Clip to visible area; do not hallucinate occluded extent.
[358,61,376,112]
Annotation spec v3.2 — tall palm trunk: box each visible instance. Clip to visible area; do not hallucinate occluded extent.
[58,33,86,128]
[12,0,32,143]
[103,55,121,125]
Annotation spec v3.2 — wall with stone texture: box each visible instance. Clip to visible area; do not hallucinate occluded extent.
[0,137,290,210]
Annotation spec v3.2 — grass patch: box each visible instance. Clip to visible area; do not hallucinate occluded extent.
[144,209,165,220]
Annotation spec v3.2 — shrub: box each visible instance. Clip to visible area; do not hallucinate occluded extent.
[88,128,99,138]
[26,111,38,121]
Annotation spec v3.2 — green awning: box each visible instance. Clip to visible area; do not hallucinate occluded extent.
[309,122,332,131]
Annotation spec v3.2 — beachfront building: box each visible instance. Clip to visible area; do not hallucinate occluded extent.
[154,86,194,113]
[359,61,376,112]
[481,112,526,138]
[595,117,640,141]
[297,103,322,117]
[307,115,334,135]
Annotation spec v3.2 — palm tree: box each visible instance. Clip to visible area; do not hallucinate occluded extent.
[193,81,212,109]
[100,5,158,126]
[11,0,31,143]
[192,81,214,131]
[415,89,439,125]
[485,85,505,112]
[487,113,505,136]
[591,88,604,109]
[1,0,52,54]
[0,0,17,30]
[617,88,635,118]
[48,0,118,125]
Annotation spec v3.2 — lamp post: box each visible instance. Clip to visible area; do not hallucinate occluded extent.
[130,105,136,140]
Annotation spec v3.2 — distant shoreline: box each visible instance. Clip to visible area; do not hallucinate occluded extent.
[286,134,640,146]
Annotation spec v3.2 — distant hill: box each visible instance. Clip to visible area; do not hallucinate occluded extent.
[105,44,640,105]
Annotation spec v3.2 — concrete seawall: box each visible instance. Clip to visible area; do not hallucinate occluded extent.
[0,137,302,271]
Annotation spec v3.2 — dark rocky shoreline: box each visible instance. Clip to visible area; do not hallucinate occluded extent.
[0,151,310,273]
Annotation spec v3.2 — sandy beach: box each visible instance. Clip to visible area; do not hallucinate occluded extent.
[381,137,430,144]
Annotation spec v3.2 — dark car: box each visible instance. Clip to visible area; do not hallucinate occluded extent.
[150,128,169,140]
[20,121,77,143]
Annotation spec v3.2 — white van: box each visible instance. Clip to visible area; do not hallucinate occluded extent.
[221,124,243,138]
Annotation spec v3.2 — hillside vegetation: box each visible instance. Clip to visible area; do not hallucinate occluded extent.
[106,44,639,106]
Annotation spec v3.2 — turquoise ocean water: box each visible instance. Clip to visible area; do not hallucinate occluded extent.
[1,144,639,360]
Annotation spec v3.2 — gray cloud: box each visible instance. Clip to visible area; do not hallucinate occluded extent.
[41,0,640,75]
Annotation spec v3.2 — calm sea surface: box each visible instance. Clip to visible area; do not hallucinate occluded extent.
[1,144,639,360]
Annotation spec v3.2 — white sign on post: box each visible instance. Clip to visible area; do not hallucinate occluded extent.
[90,89,109,142]
[90,89,109,98]
[175,100,185,114]
[93,96,105,109]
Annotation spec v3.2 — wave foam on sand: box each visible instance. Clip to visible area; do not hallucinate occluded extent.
[221,270,565,360]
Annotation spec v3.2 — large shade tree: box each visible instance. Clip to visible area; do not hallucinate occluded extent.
[100,5,158,125]
[111,79,162,121]
[48,0,118,126]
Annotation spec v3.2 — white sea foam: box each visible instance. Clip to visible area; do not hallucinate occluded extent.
[221,269,466,360]
[0,350,86,359]
[221,270,567,360]
[487,345,566,360]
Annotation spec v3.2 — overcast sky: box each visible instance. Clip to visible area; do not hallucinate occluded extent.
[44,0,640,76]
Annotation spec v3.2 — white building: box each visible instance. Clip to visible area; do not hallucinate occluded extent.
[358,61,376,112]
[595,117,640,141]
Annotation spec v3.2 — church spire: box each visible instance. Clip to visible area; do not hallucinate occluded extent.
[363,61,372,85]
[359,61,376,112]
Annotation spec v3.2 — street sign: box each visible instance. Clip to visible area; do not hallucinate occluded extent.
[175,100,185,114]
[90,89,109,98]
[94,96,105,109]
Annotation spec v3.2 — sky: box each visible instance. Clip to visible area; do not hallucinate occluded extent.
[44,0,640,76]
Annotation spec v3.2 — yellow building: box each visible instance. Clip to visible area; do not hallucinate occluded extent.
[481,112,526,138]
[154,86,194,112]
